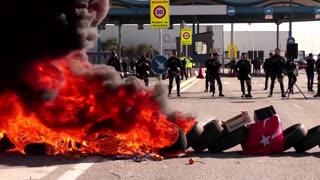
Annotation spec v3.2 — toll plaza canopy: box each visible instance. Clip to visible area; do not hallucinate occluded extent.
[105,0,320,24]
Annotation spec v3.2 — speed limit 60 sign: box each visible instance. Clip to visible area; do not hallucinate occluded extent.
[150,0,170,28]
[181,28,192,45]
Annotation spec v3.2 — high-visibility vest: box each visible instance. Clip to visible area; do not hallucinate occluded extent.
[179,56,186,61]
[186,58,193,68]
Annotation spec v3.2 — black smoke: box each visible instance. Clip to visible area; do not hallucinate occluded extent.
[0,0,108,104]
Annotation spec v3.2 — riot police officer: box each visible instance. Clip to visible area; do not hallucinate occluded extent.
[314,54,320,97]
[268,48,286,98]
[306,53,315,92]
[205,53,224,97]
[179,53,188,80]
[235,52,252,98]
[107,50,121,72]
[285,58,297,95]
[167,50,182,97]
[263,53,273,90]
[136,51,151,86]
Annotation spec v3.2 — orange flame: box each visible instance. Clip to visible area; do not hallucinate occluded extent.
[0,53,196,156]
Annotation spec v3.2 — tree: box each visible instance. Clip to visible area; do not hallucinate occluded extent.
[101,38,119,51]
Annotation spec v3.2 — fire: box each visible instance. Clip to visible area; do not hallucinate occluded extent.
[0,52,196,156]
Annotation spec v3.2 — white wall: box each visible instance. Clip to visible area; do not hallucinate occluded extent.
[97,24,320,58]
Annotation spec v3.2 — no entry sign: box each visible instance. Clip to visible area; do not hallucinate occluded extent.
[181,28,192,45]
[150,0,170,28]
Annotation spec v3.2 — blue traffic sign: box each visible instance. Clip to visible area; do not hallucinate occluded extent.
[227,6,236,16]
[315,6,320,14]
[287,37,295,44]
[151,55,168,74]
[264,6,274,15]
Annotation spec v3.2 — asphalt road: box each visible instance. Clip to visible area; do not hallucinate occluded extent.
[1,71,320,180]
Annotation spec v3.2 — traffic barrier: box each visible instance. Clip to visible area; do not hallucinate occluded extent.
[196,67,205,79]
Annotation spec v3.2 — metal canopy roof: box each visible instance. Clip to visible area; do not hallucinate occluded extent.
[104,0,320,24]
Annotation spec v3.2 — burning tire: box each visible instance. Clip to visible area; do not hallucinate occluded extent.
[294,125,320,153]
[208,126,249,153]
[159,127,187,156]
[283,123,307,151]
[191,119,224,153]
[186,122,204,148]
[0,136,15,152]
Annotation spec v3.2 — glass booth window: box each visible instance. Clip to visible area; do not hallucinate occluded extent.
[195,41,207,54]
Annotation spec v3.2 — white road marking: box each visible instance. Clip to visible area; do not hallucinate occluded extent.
[181,79,200,92]
[0,166,57,180]
[292,104,303,110]
[56,156,101,180]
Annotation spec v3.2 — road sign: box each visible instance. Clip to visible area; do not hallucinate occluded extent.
[227,6,236,16]
[314,6,320,14]
[150,0,170,29]
[228,45,238,59]
[264,6,274,15]
[287,37,295,44]
[181,28,192,45]
[151,55,168,74]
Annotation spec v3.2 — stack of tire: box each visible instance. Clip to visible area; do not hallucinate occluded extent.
[184,120,320,154]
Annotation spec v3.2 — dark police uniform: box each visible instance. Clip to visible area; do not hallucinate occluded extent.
[235,58,252,97]
[306,56,315,92]
[285,59,297,94]
[107,51,121,72]
[136,56,151,86]
[263,56,272,90]
[314,56,320,97]
[269,53,286,97]
[167,55,182,97]
[205,55,224,97]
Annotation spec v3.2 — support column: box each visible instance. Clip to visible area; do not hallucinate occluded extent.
[118,23,122,59]
[276,22,280,49]
[289,0,293,39]
[231,23,234,45]
[192,16,196,57]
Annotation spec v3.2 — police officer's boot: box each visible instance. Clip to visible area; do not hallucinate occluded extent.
[268,89,273,97]
[209,85,214,93]
[248,84,252,98]
[219,91,225,97]
[280,82,286,98]
[314,84,320,97]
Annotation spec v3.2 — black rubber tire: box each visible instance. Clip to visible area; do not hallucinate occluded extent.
[159,127,187,155]
[294,125,320,153]
[186,122,204,148]
[191,119,224,153]
[283,123,307,151]
[208,126,249,153]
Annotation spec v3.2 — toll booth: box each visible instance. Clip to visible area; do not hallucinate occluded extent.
[176,31,214,67]
[86,51,110,64]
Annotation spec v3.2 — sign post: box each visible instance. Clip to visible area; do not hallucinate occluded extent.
[151,55,168,75]
[181,28,192,45]
[264,6,273,20]
[150,0,170,29]
[315,6,320,19]
[228,45,238,59]
[150,0,170,81]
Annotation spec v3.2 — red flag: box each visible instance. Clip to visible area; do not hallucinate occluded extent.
[241,115,284,155]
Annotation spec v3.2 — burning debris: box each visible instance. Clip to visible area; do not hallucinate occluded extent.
[0,0,197,156]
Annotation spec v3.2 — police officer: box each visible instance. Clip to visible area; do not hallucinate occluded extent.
[179,53,188,80]
[314,54,320,97]
[306,53,315,92]
[263,53,272,90]
[235,53,252,98]
[186,55,193,78]
[107,50,121,72]
[285,58,297,95]
[268,48,286,98]
[205,53,224,97]
[136,51,151,86]
[167,50,182,97]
